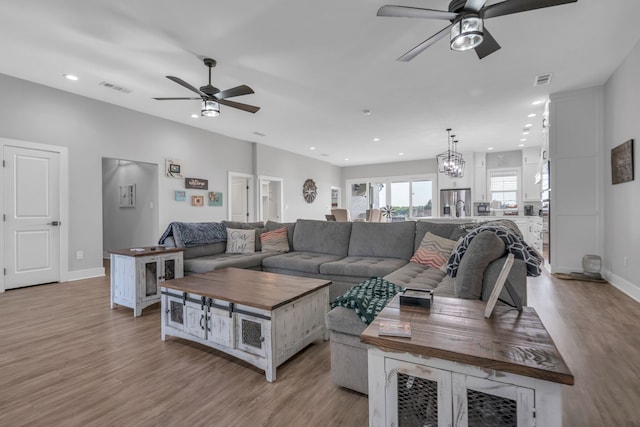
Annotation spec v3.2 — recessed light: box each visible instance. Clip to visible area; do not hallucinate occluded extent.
[190,114,198,119]
[344,158,349,161]
[520,138,527,142]
[488,147,494,150]
[523,131,530,135]
[310,146,316,150]
[518,144,525,147]
[524,123,533,128]
[373,138,380,142]
[528,113,537,118]
[399,152,404,156]
[63,74,78,81]
[531,100,544,106]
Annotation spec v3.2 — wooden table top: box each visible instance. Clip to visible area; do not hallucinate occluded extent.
[361,295,574,385]
[109,246,185,257]
[162,268,331,311]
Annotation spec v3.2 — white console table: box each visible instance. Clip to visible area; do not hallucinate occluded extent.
[110,246,184,316]
[361,296,574,427]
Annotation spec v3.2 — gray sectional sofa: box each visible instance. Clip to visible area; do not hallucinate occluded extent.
[162,218,529,395]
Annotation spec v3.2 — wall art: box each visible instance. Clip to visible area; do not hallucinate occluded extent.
[119,184,136,208]
[208,191,223,206]
[175,190,186,201]
[165,159,183,178]
[185,177,208,190]
[611,139,634,184]
[192,195,204,206]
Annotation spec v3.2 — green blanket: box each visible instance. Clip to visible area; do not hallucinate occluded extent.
[331,277,402,324]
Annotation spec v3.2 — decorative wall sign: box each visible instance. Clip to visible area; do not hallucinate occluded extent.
[611,139,634,184]
[208,192,223,206]
[185,177,208,190]
[175,190,186,201]
[165,159,183,178]
[119,184,136,208]
[192,195,204,206]
[302,179,317,203]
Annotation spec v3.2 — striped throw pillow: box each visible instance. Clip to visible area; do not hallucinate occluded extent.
[410,232,458,269]
[260,227,290,252]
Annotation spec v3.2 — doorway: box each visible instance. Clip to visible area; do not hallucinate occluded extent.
[1,139,69,291]
[258,176,283,222]
[101,158,159,257]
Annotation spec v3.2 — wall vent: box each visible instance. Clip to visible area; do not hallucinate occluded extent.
[534,73,552,86]
[99,81,132,94]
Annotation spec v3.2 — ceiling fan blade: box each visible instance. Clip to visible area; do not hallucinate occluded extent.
[153,97,202,100]
[377,5,457,20]
[166,76,208,97]
[218,99,260,114]
[481,0,577,19]
[214,85,255,100]
[397,24,453,62]
[463,0,488,13]
[475,27,501,59]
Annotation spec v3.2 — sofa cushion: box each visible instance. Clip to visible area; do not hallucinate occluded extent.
[414,221,465,252]
[383,262,446,290]
[320,256,407,278]
[225,228,255,254]
[348,221,416,260]
[292,219,352,256]
[266,220,296,249]
[183,242,226,260]
[411,232,458,269]
[184,252,275,274]
[454,231,506,299]
[260,227,290,252]
[261,251,344,274]
[326,306,368,336]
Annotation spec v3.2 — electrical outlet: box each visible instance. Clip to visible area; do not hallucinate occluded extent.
[76,250,84,260]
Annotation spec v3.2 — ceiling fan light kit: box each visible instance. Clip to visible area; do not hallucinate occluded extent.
[450,14,483,51]
[201,100,220,117]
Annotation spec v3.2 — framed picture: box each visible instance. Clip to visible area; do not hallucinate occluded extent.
[175,190,186,201]
[192,195,204,207]
[119,184,136,208]
[185,177,208,190]
[208,191,223,206]
[165,159,183,178]
[611,139,634,184]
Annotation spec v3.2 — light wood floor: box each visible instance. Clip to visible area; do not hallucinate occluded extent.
[0,269,639,426]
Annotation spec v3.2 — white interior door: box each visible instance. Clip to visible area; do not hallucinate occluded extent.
[231,177,249,222]
[3,146,61,289]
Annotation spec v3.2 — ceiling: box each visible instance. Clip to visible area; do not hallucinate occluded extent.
[1,0,639,167]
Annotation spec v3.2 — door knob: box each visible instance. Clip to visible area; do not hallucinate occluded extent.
[49,221,61,226]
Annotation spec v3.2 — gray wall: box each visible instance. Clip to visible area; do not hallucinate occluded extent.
[0,73,253,275]
[256,144,341,221]
[102,158,158,255]
[342,158,437,181]
[603,38,640,300]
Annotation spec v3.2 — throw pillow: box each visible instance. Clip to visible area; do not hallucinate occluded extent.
[225,228,255,254]
[260,227,290,252]
[454,230,506,299]
[410,232,458,269]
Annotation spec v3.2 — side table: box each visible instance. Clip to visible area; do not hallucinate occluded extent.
[109,246,184,317]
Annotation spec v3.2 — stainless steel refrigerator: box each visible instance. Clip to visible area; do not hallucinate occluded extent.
[440,188,471,218]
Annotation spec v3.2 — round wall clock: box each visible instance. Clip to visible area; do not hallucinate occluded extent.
[302,179,317,203]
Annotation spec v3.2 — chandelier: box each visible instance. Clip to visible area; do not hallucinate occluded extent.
[436,128,465,178]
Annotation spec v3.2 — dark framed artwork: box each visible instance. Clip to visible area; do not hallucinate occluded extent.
[611,139,634,185]
[185,177,208,190]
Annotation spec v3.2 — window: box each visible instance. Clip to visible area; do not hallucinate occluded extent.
[489,169,519,214]
[346,176,435,221]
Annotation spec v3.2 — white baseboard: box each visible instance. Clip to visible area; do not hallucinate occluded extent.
[65,267,106,282]
[603,270,640,303]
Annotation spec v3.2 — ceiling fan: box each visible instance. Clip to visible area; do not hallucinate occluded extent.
[377,0,578,61]
[154,58,260,116]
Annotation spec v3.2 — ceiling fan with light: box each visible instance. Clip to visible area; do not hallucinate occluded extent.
[377,0,578,61]
[154,58,260,116]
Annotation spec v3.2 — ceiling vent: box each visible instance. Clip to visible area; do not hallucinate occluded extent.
[99,81,132,94]
[534,73,553,86]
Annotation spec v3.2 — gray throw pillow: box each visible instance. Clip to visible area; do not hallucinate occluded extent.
[454,231,506,299]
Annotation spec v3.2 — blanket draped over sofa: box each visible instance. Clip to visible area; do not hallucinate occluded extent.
[446,224,543,277]
[331,277,403,324]
[158,222,227,247]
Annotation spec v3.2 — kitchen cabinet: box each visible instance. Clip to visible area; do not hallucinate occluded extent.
[522,147,541,201]
[473,152,487,202]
